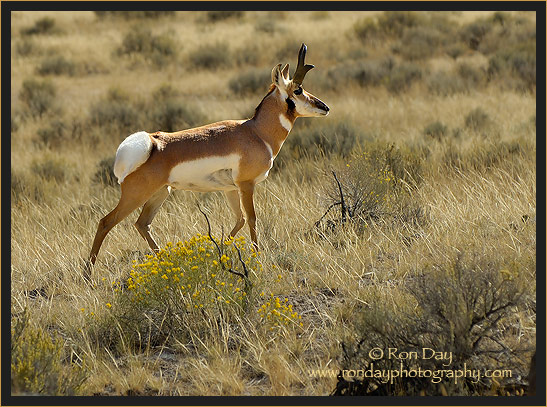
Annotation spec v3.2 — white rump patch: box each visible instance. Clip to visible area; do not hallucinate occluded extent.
[168,154,241,192]
[113,131,153,184]
[279,114,292,132]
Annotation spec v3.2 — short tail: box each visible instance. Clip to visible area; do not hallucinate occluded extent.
[113,131,154,184]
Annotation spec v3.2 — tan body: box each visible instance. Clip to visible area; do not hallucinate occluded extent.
[87,44,329,275]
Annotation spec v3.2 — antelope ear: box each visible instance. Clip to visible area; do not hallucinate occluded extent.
[281,63,290,80]
[271,63,290,89]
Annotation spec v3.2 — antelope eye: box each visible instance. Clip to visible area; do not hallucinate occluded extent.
[294,87,303,95]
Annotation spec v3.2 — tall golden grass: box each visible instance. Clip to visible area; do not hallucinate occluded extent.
[10,10,536,396]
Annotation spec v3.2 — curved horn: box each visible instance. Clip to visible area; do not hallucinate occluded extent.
[293,43,314,85]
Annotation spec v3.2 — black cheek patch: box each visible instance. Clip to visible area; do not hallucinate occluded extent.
[286,97,296,113]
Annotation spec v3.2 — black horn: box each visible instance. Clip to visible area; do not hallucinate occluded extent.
[293,43,314,85]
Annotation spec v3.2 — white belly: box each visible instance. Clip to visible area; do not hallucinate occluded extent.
[167,154,240,192]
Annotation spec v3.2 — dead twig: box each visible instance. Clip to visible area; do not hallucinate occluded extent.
[197,204,250,288]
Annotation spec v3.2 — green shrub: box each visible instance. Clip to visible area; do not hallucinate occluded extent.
[234,44,261,66]
[377,11,422,37]
[310,10,330,20]
[335,252,531,396]
[282,120,365,161]
[423,121,448,140]
[19,79,56,118]
[315,142,424,236]
[446,43,467,60]
[394,26,444,60]
[88,88,141,133]
[460,19,493,50]
[31,157,68,182]
[188,43,231,70]
[385,62,422,94]
[464,107,490,131]
[457,63,486,87]
[145,84,207,131]
[37,119,67,148]
[426,71,467,96]
[93,156,117,186]
[228,68,271,95]
[148,99,206,132]
[21,17,57,36]
[36,55,76,76]
[15,39,38,57]
[488,45,536,91]
[206,11,244,22]
[274,39,302,62]
[353,17,380,43]
[11,170,45,204]
[11,310,87,395]
[255,19,280,34]
[326,58,423,93]
[117,26,178,65]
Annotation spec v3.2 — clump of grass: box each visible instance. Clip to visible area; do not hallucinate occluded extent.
[36,54,76,76]
[188,42,231,70]
[117,26,178,66]
[21,17,58,36]
[19,79,57,118]
[228,68,271,96]
[336,252,532,396]
[11,310,88,395]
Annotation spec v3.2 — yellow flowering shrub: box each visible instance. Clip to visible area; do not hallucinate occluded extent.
[116,234,259,314]
[108,234,304,347]
[257,293,303,330]
[11,310,87,395]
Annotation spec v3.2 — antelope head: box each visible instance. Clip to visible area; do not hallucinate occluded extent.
[271,43,330,118]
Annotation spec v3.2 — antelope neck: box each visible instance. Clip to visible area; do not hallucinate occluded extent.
[250,87,295,157]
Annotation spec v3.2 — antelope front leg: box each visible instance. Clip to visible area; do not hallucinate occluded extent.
[238,182,258,251]
[225,190,245,238]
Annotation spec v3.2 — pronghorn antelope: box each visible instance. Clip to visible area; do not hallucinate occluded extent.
[86,44,329,275]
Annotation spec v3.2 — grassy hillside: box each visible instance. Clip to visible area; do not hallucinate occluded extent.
[10,10,536,396]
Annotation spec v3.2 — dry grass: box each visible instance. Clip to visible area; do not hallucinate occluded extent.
[10,10,536,396]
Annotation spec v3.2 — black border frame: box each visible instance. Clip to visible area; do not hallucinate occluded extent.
[2,2,545,406]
